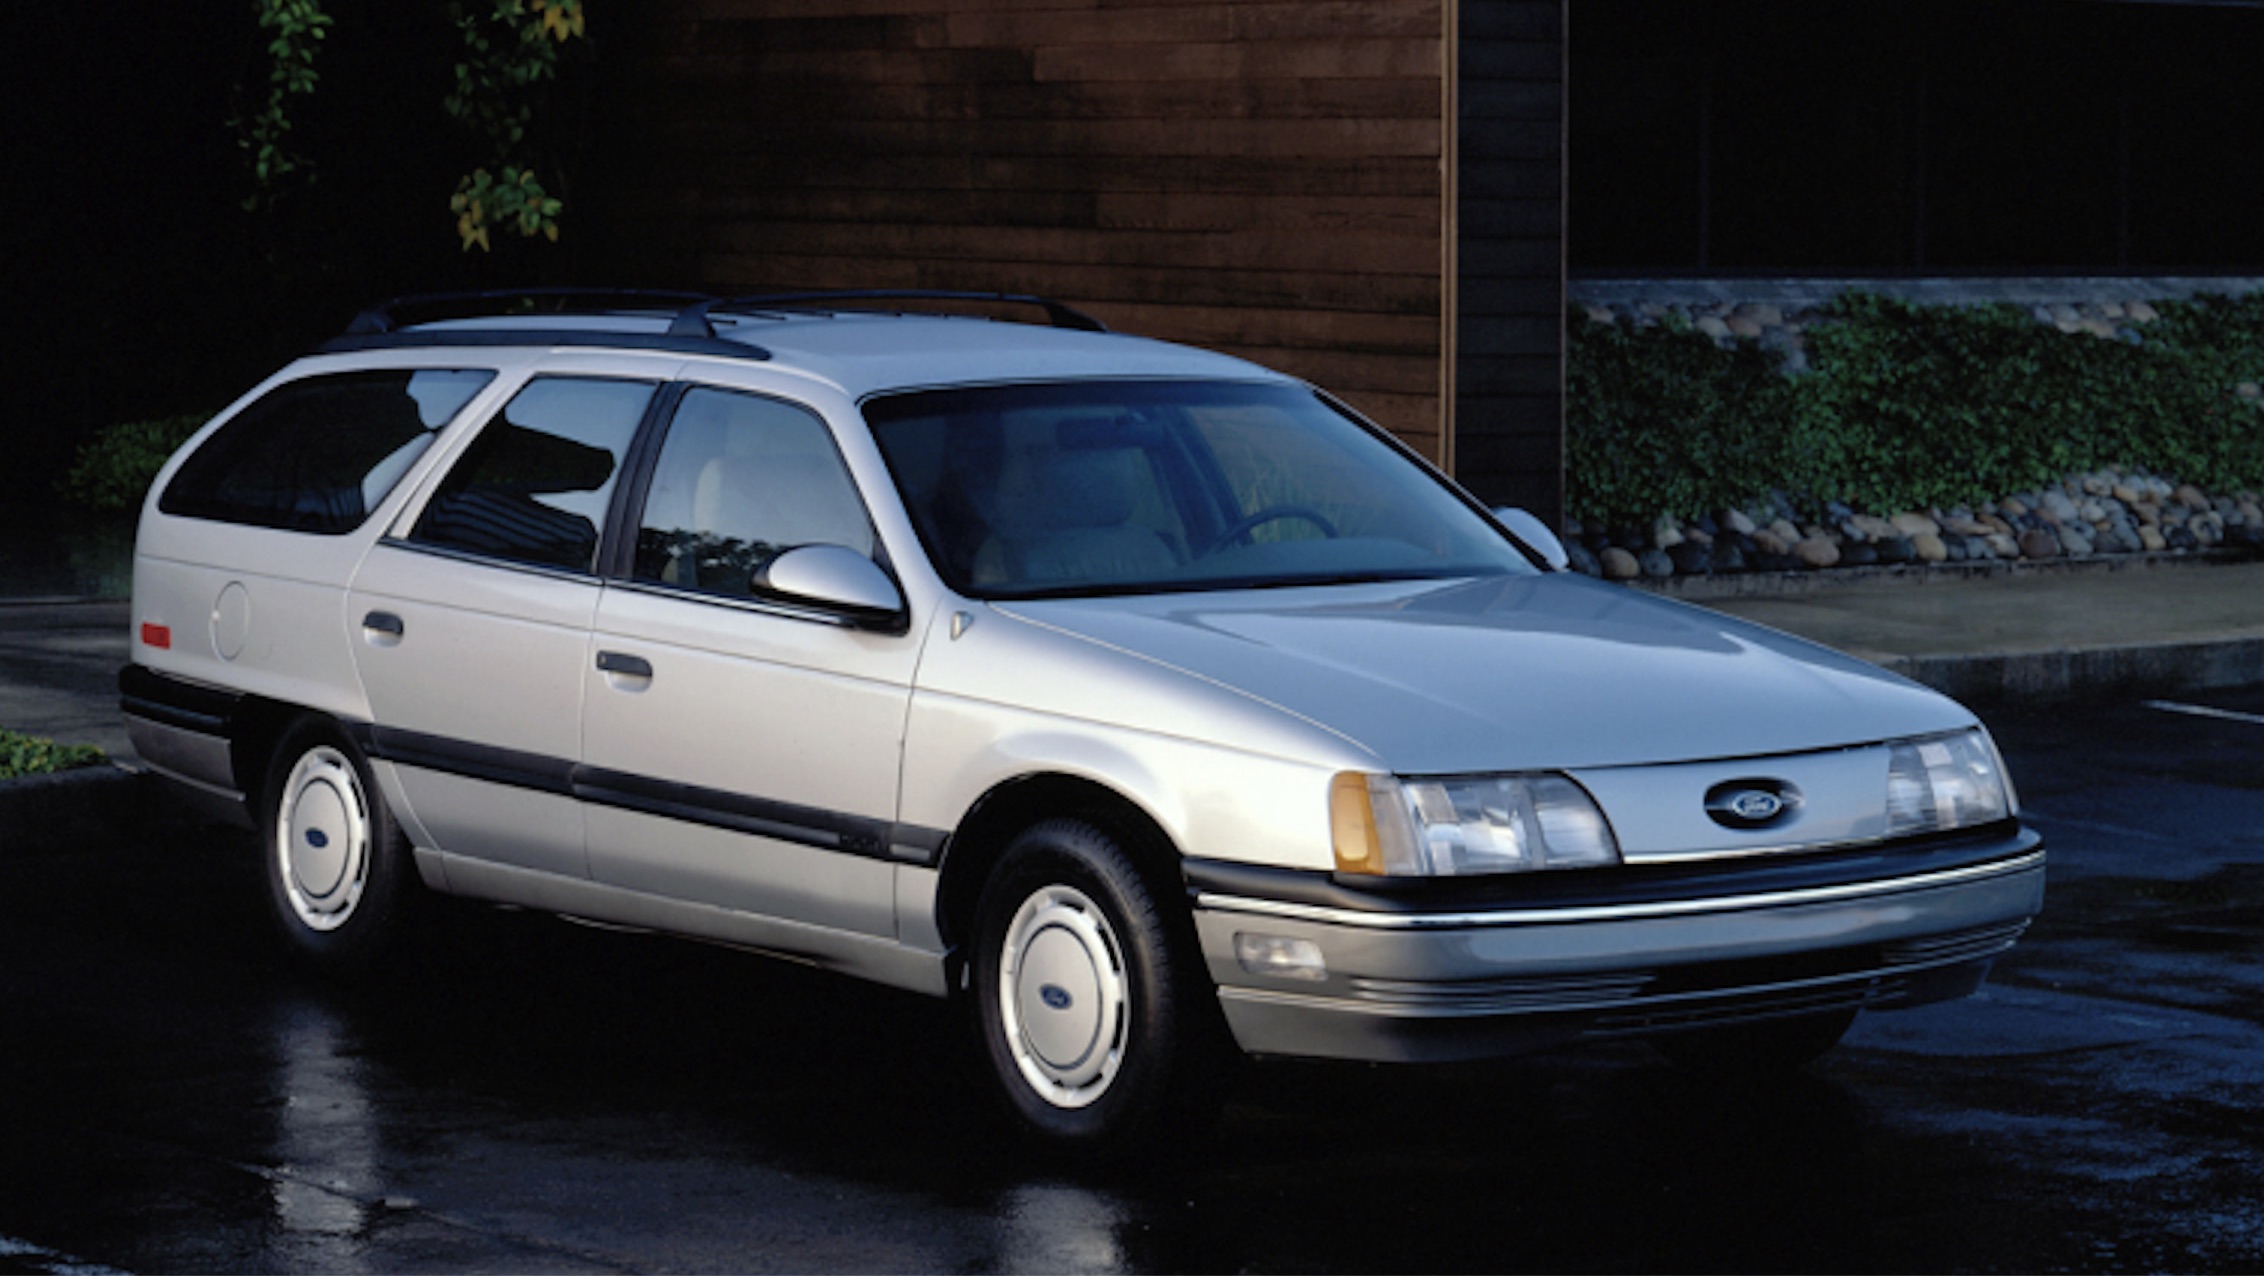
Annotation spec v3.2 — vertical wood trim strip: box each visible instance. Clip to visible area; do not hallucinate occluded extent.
[1552,0,1572,528]
[1439,0,1461,475]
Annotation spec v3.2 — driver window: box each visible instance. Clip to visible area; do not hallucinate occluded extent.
[633,387,875,594]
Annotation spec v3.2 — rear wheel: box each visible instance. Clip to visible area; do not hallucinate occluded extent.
[970,818,1224,1152]
[260,718,419,973]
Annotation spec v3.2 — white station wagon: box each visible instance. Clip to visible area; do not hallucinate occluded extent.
[124,290,2044,1147]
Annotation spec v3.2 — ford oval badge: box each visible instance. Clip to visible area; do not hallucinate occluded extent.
[1039,984,1074,1011]
[1704,779,1802,830]
[1730,790,1783,821]
[305,829,330,849]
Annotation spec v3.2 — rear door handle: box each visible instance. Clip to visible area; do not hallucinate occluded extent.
[596,651,653,680]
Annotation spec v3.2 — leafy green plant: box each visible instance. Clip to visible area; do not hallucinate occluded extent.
[1565,316,1801,526]
[59,415,209,513]
[451,166,564,251]
[230,0,590,247]
[445,0,588,250]
[0,729,105,781]
[1565,292,2264,525]
[234,0,333,210]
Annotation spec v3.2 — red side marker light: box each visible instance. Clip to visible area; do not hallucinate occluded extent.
[140,622,171,649]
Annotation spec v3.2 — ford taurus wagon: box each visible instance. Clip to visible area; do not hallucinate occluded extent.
[122,290,2044,1149]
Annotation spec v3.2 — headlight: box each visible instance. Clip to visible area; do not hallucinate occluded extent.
[1332,772,1620,876]
[1885,728,2015,837]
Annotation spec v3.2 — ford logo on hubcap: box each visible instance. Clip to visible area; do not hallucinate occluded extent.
[1039,984,1074,1011]
[1704,779,1801,830]
[305,829,330,849]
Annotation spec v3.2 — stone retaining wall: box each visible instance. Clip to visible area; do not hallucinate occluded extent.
[1560,276,2264,583]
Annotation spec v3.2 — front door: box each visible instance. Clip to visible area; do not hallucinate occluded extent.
[579,383,918,938]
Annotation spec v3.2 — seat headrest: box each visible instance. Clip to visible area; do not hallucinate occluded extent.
[1040,450,1139,530]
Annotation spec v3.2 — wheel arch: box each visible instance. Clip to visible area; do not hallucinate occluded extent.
[935,772,1189,961]
[230,695,328,808]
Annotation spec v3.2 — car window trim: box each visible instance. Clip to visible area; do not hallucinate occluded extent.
[600,576,875,631]
[374,535,612,587]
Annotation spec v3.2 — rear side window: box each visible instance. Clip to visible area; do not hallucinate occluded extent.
[409,377,655,573]
[160,369,493,533]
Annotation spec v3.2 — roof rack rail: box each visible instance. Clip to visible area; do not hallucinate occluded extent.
[343,287,719,335]
[668,290,1109,338]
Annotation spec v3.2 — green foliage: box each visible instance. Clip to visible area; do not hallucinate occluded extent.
[59,415,209,513]
[1565,293,2264,525]
[231,0,588,247]
[234,0,333,209]
[444,0,588,250]
[1565,317,1800,527]
[451,166,564,251]
[0,729,105,781]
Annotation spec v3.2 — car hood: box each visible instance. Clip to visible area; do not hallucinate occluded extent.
[994,574,1973,773]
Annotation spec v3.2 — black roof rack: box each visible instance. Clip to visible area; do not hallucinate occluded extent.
[669,290,1109,338]
[321,286,1108,358]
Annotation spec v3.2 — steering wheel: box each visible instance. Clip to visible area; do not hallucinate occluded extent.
[1206,504,1340,553]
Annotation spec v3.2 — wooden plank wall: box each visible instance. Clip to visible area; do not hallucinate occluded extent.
[1453,0,1566,523]
[592,0,1452,459]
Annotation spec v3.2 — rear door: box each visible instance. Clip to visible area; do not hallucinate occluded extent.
[347,366,660,878]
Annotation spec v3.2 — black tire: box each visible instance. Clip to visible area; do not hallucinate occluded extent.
[259,718,420,974]
[1655,1008,1858,1075]
[970,818,1225,1152]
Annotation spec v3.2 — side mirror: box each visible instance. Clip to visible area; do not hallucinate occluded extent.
[1492,507,1570,571]
[755,544,907,631]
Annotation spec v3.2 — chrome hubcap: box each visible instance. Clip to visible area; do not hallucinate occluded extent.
[276,746,371,932]
[998,884,1128,1109]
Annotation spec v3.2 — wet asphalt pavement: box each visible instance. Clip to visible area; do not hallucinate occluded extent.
[2,688,2261,1273]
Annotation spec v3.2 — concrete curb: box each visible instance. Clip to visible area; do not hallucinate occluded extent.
[0,763,157,857]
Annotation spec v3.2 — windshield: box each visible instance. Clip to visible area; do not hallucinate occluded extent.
[864,379,1539,598]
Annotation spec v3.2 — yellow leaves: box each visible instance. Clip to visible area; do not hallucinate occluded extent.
[451,165,558,252]
[445,2,582,246]
[530,0,585,41]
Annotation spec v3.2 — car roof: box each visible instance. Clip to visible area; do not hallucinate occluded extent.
[708,311,1274,399]
[317,291,1284,401]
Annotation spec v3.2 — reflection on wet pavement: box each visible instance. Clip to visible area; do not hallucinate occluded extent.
[0,687,2261,1271]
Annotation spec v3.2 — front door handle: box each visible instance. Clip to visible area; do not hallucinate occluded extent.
[361,610,405,646]
[596,650,653,680]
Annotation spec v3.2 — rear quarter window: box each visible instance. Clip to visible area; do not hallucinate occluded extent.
[159,369,494,534]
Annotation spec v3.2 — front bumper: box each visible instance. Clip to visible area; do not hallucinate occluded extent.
[1189,825,2045,1063]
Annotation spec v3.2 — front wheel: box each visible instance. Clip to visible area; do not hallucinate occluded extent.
[970,819,1225,1152]
[260,718,420,974]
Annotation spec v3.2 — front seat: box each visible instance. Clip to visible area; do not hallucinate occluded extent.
[978,448,1178,588]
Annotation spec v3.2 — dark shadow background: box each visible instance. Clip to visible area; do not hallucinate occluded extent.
[2,3,636,513]
[1570,0,2264,276]
[12,1,2264,514]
